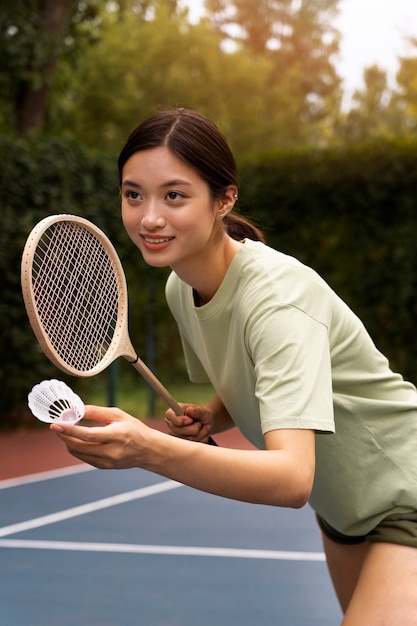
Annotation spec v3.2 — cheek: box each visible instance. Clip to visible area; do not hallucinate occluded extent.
[121,212,142,250]
[121,205,136,234]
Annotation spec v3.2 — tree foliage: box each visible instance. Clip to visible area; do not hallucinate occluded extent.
[205,0,342,139]
[333,40,417,143]
[395,39,417,135]
[0,0,103,135]
[0,0,346,152]
[2,0,417,146]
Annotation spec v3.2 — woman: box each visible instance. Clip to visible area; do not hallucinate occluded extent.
[51,108,417,624]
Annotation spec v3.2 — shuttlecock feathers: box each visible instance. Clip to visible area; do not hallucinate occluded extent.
[28,379,85,424]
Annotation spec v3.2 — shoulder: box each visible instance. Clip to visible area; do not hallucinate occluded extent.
[239,239,318,282]
[238,240,332,310]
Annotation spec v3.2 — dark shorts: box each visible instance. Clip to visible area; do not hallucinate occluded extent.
[316,511,417,548]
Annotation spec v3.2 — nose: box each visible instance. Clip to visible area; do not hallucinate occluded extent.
[141,199,166,230]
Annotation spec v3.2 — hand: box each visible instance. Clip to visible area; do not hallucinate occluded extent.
[49,405,154,470]
[164,403,214,444]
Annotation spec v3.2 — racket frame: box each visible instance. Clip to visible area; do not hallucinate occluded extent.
[21,214,184,414]
[21,214,134,373]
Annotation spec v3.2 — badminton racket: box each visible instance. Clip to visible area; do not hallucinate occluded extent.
[21,214,216,445]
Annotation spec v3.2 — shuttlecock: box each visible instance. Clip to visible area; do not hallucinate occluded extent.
[28,379,85,424]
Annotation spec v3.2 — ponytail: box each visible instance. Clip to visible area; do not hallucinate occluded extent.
[224,213,266,244]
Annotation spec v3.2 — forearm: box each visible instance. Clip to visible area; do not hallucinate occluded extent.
[144,428,313,508]
[51,407,315,509]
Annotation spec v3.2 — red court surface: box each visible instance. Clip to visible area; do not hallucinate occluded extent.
[0,420,254,480]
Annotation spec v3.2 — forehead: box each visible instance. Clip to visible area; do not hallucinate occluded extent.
[122,146,202,183]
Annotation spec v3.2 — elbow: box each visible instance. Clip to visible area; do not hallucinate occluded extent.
[287,468,315,509]
[268,476,313,509]
[289,486,311,509]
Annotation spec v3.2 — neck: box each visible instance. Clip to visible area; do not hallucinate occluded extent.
[175,235,242,306]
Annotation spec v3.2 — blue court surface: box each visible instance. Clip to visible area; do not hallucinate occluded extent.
[0,465,343,625]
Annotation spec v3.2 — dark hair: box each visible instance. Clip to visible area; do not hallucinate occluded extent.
[118,108,265,243]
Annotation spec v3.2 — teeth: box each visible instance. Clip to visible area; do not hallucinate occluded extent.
[144,237,173,243]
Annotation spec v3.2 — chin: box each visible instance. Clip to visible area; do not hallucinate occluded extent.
[139,252,171,268]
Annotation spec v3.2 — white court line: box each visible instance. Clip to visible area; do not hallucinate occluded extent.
[0,538,325,561]
[0,464,95,490]
[0,479,182,538]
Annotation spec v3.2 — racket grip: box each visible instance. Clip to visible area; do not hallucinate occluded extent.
[129,358,217,445]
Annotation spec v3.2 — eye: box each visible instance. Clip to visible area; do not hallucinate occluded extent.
[166,191,185,201]
[125,190,142,203]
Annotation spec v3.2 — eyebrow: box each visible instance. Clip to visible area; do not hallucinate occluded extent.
[121,179,192,189]
[121,180,141,189]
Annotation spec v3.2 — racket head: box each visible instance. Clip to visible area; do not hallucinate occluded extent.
[21,214,135,376]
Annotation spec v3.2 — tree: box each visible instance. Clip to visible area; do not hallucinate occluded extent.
[337,65,391,142]
[48,3,281,157]
[46,0,343,154]
[0,0,78,135]
[333,55,417,144]
[205,0,294,54]
[204,0,342,145]
[0,0,114,137]
[395,39,417,135]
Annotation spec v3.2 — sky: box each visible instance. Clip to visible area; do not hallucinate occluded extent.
[183,0,417,101]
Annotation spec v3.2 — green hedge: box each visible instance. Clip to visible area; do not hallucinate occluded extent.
[239,140,417,384]
[0,134,173,428]
[1,134,417,428]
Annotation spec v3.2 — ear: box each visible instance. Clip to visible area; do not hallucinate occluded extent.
[216,185,239,220]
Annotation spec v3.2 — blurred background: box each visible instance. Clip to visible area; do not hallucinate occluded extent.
[1,0,417,429]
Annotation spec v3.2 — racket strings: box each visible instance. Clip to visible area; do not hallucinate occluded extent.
[31,222,120,371]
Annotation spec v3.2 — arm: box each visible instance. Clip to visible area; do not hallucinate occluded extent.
[50,406,315,508]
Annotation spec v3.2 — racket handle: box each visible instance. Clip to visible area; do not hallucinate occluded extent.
[129,357,217,446]
[129,356,183,413]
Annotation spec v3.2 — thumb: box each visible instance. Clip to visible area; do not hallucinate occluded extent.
[84,405,126,423]
[185,405,206,422]
[49,405,125,435]
[49,406,129,439]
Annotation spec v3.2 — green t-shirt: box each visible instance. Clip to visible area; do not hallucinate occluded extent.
[165,239,417,536]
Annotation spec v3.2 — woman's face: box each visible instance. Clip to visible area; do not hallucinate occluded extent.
[121,147,223,274]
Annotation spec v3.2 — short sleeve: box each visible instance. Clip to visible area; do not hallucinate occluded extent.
[247,305,335,434]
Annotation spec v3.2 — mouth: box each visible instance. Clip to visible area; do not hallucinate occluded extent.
[140,235,175,252]
[142,236,175,244]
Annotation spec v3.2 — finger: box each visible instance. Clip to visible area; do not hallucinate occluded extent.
[56,438,113,469]
[194,424,212,444]
[184,405,202,420]
[165,405,186,418]
[49,422,101,441]
[164,417,203,440]
[50,405,128,435]
[164,409,194,428]
[184,405,210,426]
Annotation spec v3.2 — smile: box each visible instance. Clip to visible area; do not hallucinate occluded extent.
[143,236,174,243]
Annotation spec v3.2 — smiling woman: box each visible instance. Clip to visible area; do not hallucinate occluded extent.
[50,108,417,625]
[121,146,240,284]
[118,108,263,287]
